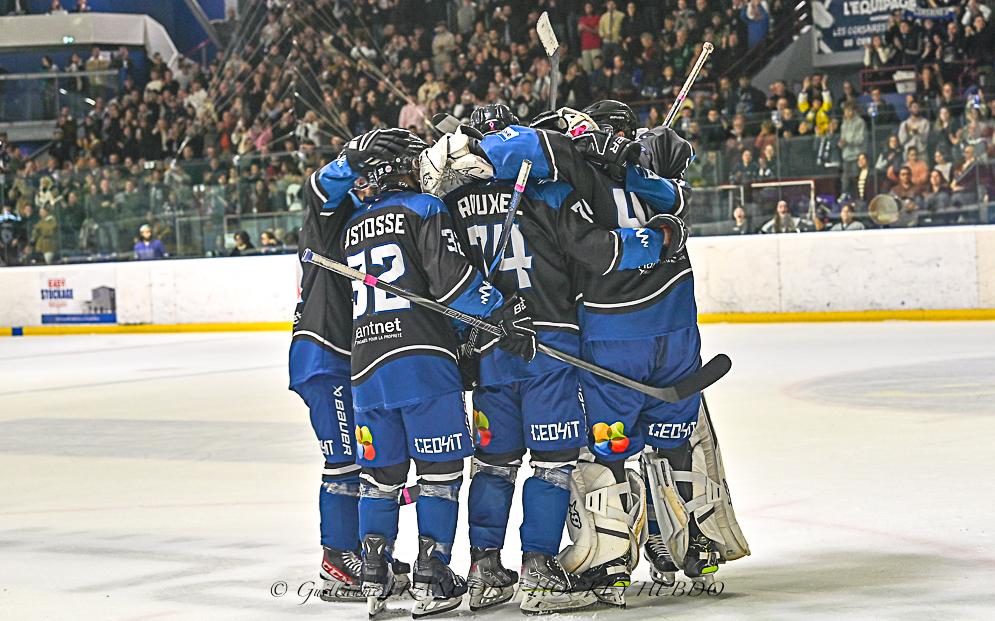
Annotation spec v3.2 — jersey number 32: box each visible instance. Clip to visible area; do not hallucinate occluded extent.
[347,243,411,318]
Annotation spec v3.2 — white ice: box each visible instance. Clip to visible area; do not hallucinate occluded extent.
[1,323,994,620]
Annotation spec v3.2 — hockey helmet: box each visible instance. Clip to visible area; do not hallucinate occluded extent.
[366,130,428,193]
[469,104,520,135]
[582,99,639,139]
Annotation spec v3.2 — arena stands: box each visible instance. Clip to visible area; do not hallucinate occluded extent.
[0,0,993,266]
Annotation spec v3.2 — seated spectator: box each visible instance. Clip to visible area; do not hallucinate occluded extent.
[950,144,981,207]
[728,149,760,185]
[891,166,922,204]
[725,205,752,235]
[932,149,953,182]
[923,169,951,216]
[898,100,929,156]
[134,224,167,260]
[259,229,282,253]
[852,153,880,205]
[761,200,802,234]
[229,231,256,256]
[830,203,865,231]
[867,88,898,125]
[876,134,904,182]
[889,147,928,188]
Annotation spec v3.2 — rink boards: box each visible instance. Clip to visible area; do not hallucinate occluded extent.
[1,225,994,334]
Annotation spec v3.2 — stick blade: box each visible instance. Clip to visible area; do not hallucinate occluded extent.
[651,354,732,403]
[536,12,559,57]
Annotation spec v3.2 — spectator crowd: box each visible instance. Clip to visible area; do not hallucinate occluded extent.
[1,0,994,265]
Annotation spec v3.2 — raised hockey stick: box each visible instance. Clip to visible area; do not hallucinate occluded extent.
[536,12,560,110]
[662,42,715,128]
[301,248,731,403]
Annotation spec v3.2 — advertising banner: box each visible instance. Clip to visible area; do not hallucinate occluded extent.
[811,0,916,66]
[39,270,117,324]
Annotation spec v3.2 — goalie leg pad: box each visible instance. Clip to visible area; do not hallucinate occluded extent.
[557,456,647,575]
[520,449,577,556]
[681,398,751,562]
[467,450,523,550]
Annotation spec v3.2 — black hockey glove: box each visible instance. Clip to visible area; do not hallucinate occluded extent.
[493,294,537,363]
[572,130,642,183]
[645,212,689,262]
[341,128,416,175]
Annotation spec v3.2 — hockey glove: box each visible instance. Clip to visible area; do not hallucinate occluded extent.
[646,212,689,261]
[493,294,537,363]
[572,130,643,183]
[342,128,416,175]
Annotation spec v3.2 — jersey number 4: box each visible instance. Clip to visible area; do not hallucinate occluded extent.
[347,243,411,318]
[466,223,533,289]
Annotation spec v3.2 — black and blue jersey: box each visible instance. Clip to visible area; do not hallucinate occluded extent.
[289,165,355,389]
[478,126,696,341]
[442,178,664,385]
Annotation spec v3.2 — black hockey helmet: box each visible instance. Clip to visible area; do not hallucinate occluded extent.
[469,104,520,135]
[366,130,428,193]
[582,100,639,139]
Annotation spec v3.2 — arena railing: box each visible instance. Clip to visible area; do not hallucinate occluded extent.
[0,69,120,123]
[1,131,992,266]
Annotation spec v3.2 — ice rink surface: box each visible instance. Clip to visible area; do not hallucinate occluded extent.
[1,322,994,620]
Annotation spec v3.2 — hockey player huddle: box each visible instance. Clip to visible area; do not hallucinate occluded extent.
[288,100,750,618]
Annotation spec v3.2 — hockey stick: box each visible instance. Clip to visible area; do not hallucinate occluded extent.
[301,248,731,403]
[662,42,715,128]
[536,12,560,110]
[461,160,532,375]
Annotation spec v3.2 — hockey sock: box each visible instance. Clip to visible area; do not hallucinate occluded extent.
[359,481,401,546]
[467,464,517,550]
[520,466,572,556]
[416,481,462,564]
[320,469,360,551]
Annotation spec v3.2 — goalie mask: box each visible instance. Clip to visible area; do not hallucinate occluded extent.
[470,104,520,135]
[366,131,428,193]
[529,107,599,137]
[583,100,639,139]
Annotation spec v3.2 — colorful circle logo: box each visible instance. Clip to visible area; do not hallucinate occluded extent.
[355,425,376,460]
[591,421,629,456]
[473,410,492,447]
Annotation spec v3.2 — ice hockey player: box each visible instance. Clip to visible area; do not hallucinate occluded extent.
[290,135,411,601]
[422,111,690,607]
[420,104,677,614]
[315,127,538,618]
[581,99,751,588]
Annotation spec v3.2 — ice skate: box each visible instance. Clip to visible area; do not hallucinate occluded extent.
[467,547,518,611]
[410,536,467,618]
[683,534,720,585]
[570,553,631,608]
[361,534,399,618]
[644,534,678,587]
[319,546,364,601]
[519,551,597,615]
